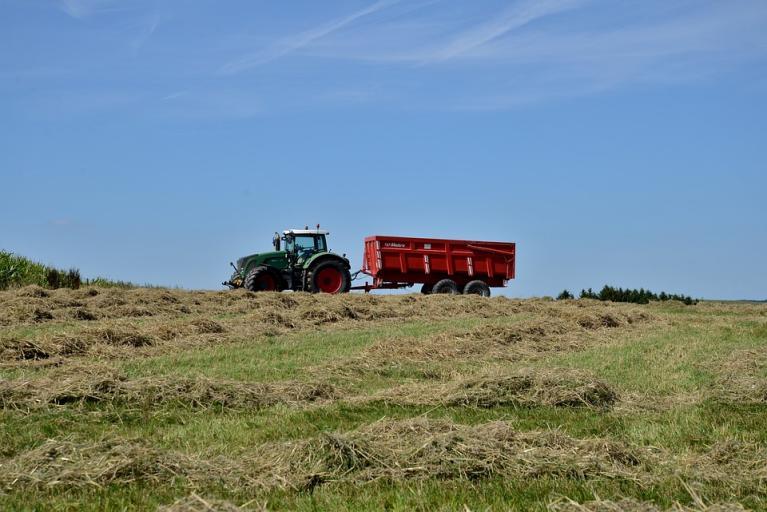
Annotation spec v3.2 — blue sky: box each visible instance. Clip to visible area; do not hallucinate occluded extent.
[1,0,766,299]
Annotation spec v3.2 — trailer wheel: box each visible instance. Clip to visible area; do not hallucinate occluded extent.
[244,266,282,292]
[463,280,491,297]
[420,283,433,294]
[309,260,351,294]
[432,279,459,295]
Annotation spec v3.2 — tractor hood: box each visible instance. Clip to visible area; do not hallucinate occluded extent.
[235,255,254,270]
[226,250,288,288]
[236,251,287,271]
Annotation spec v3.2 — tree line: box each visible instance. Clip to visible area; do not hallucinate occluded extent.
[557,285,697,305]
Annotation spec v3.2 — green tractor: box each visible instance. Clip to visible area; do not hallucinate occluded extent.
[225,228,352,294]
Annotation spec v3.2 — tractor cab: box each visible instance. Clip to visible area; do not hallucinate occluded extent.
[280,229,329,263]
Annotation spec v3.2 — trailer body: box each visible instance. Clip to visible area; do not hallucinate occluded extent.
[360,235,515,290]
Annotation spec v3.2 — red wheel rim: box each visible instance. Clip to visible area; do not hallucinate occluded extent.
[254,274,276,291]
[316,267,343,293]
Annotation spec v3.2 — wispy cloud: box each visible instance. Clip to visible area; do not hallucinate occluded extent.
[24,0,767,118]
[219,0,401,74]
[60,0,92,19]
[288,0,767,109]
[158,89,262,119]
[421,0,586,62]
[161,90,187,101]
[59,0,120,19]
[130,12,161,53]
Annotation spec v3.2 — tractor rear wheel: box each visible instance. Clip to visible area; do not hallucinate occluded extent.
[244,266,282,292]
[463,280,491,297]
[309,260,351,294]
[432,278,459,294]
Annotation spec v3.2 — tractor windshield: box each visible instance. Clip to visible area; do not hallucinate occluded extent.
[293,235,315,252]
[285,235,325,256]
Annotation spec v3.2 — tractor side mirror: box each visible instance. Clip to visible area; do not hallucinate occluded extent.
[273,233,280,251]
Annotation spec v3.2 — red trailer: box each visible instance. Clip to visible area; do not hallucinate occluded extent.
[354,235,516,296]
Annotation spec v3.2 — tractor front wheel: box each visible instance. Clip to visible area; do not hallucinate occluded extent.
[309,261,351,294]
[244,266,282,292]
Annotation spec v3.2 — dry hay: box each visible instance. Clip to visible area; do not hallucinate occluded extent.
[0,285,657,329]
[383,317,579,362]
[0,437,261,493]
[682,439,767,493]
[616,391,705,413]
[238,292,535,328]
[0,291,664,376]
[0,317,233,364]
[70,308,99,321]
[0,438,201,490]
[15,285,50,298]
[0,419,652,492]
[0,287,222,326]
[548,497,748,512]
[0,324,158,362]
[365,368,618,409]
[158,494,249,512]
[320,320,576,378]
[156,319,227,341]
[0,365,338,411]
[680,301,767,320]
[321,305,658,379]
[3,418,763,496]
[709,347,767,405]
[250,417,652,490]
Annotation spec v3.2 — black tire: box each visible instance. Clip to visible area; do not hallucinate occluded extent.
[463,280,491,297]
[432,278,459,295]
[244,266,283,292]
[308,260,351,294]
[420,283,433,294]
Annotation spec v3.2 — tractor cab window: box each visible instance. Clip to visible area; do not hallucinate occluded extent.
[294,235,315,253]
[284,234,327,256]
[285,235,316,255]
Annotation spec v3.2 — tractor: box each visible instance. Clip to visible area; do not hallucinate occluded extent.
[224,228,352,294]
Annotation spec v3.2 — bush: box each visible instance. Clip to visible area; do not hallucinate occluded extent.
[557,290,574,300]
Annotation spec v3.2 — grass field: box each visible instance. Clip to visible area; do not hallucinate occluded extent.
[1,286,766,511]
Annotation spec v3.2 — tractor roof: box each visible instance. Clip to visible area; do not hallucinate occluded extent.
[284,229,330,236]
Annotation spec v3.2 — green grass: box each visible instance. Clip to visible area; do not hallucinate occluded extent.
[0,478,682,512]
[118,320,448,381]
[1,299,766,510]
[543,321,765,395]
[118,315,525,386]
